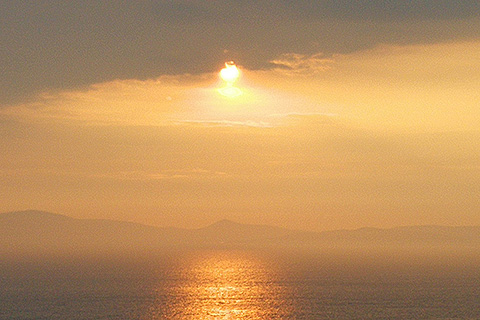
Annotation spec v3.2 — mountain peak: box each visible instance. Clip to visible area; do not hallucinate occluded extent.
[207,219,241,228]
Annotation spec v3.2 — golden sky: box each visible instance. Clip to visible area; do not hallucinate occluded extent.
[1,2,479,231]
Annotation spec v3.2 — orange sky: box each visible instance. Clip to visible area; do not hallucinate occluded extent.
[1,1,480,231]
[1,40,479,231]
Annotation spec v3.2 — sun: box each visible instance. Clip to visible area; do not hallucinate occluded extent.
[218,61,243,98]
[220,61,240,84]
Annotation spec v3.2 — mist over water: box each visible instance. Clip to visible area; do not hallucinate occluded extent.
[1,249,480,319]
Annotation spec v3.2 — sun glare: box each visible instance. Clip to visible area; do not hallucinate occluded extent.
[218,86,242,98]
[220,61,240,83]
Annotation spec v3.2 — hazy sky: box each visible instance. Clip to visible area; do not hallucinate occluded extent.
[1,1,479,231]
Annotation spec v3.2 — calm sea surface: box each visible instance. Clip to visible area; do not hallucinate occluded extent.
[1,249,479,319]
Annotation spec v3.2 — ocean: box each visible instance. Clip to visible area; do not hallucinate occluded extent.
[1,249,479,319]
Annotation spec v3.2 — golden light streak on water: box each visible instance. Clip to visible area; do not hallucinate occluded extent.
[157,250,293,319]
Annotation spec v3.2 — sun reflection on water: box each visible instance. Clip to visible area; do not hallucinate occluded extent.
[155,250,292,319]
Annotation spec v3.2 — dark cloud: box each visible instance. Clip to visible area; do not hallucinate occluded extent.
[1,0,479,104]
[279,0,480,21]
[155,0,480,22]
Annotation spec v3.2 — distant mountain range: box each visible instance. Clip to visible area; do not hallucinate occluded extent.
[1,210,480,257]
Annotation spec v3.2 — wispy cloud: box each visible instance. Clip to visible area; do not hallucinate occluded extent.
[269,53,334,75]
[0,74,215,125]
[174,119,273,128]
[94,169,230,181]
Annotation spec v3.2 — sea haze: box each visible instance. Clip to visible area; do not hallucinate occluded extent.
[1,211,480,319]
